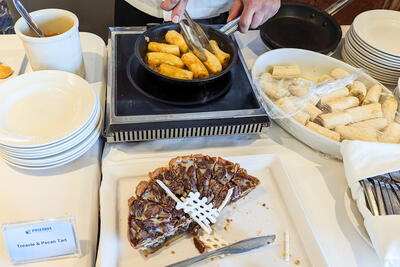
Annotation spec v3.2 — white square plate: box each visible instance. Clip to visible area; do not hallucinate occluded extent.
[97,154,327,267]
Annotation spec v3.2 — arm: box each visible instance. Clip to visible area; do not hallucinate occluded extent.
[228,0,281,33]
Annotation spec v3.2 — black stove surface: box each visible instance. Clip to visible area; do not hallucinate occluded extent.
[115,33,260,117]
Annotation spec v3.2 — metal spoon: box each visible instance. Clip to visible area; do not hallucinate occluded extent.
[12,0,44,37]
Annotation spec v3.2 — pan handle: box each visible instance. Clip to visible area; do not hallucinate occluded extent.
[325,0,353,16]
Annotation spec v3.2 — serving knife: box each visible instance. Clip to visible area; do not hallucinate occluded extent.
[165,235,276,267]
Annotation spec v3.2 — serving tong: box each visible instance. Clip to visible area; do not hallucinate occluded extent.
[179,11,240,61]
[360,170,400,216]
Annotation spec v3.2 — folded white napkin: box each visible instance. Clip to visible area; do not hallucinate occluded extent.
[341,140,400,267]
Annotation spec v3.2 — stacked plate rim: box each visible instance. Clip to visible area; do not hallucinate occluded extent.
[0,70,101,170]
[342,9,400,86]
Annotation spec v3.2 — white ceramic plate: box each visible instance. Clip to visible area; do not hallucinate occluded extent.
[353,10,400,57]
[348,27,400,65]
[1,113,102,167]
[0,70,96,147]
[97,154,328,267]
[0,104,101,158]
[251,48,395,160]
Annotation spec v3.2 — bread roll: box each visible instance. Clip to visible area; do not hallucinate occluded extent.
[363,84,382,105]
[165,30,188,53]
[277,97,310,125]
[272,65,301,77]
[335,125,377,142]
[306,121,341,142]
[158,64,193,80]
[348,81,367,101]
[303,103,322,120]
[203,49,222,74]
[324,96,359,112]
[146,52,184,68]
[319,87,349,105]
[378,122,400,143]
[331,68,350,79]
[318,103,382,129]
[350,118,388,131]
[318,74,333,82]
[381,97,398,123]
[209,40,230,68]
[148,42,180,56]
[181,52,209,79]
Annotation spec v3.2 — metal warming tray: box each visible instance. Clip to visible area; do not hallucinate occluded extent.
[104,27,269,142]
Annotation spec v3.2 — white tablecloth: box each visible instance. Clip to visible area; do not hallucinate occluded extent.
[101,28,381,266]
[0,33,107,267]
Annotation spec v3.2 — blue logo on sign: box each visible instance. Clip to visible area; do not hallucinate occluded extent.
[25,230,31,235]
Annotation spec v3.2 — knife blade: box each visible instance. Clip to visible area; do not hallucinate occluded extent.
[165,234,276,267]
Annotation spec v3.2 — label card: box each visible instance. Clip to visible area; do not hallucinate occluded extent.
[2,217,81,264]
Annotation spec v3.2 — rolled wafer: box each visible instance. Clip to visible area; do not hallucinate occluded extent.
[378,122,400,143]
[350,118,388,131]
[324,96,359,112]
[381,97,398,123]
[318,103,382,129]
[318,74,333,82]
[319,87,349,106]
[303,103,322,120]
[335,125,377,142]
[306,121,341,142]
[363,84,382,105]
[348,81,367,102]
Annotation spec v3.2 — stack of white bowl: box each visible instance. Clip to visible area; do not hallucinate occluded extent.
[342,10,400,86]
[0,71,101,170]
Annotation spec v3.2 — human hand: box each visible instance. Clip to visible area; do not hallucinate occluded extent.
[227,0,280,33]
[160,0,188,23]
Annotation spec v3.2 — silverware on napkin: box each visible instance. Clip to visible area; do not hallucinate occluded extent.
[165,235,276,267]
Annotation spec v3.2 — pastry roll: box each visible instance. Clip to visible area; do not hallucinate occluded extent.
[272,65,301,77]
[330,68,350,79]
[203,49,222,74]
[378,122,400,143]
[350,118,388,131]
[324,96,359,112]
[158,63,193,80]
[306,121,341,142]
[181,52,209,79]
[363,84,382,105]
[165,30,188,53]
[209,40,230,68]
[278,97,310,125]
[348,81,367,101]
[147,52,185,68]
[318,74,333,82]
[148,42,180,56]
[303,103,322,120]
[381,97,398,122]
[319,87,349,105]
[335,125,377,142]
[318,103,382,129]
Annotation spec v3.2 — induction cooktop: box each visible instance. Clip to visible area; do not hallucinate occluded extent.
[104,26,269,142]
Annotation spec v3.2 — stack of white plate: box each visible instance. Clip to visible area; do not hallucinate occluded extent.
[342,10,400,86]
[0,71,101,170]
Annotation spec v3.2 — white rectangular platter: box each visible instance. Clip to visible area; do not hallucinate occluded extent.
[97,154,327,267]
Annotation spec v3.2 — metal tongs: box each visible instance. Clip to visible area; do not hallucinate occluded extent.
[179,11,240,62]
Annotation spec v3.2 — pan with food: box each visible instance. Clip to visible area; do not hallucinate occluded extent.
[134,23,238,86]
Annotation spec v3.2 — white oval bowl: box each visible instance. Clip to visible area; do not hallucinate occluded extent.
[251,48,393,160]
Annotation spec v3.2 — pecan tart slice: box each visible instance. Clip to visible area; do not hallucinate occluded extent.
[127,155,260,254]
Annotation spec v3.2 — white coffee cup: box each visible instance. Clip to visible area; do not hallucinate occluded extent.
[14,9,85,78]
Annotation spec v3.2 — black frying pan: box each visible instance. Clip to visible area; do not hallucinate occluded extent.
[260,0,352,54]
[134,23,238,86]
